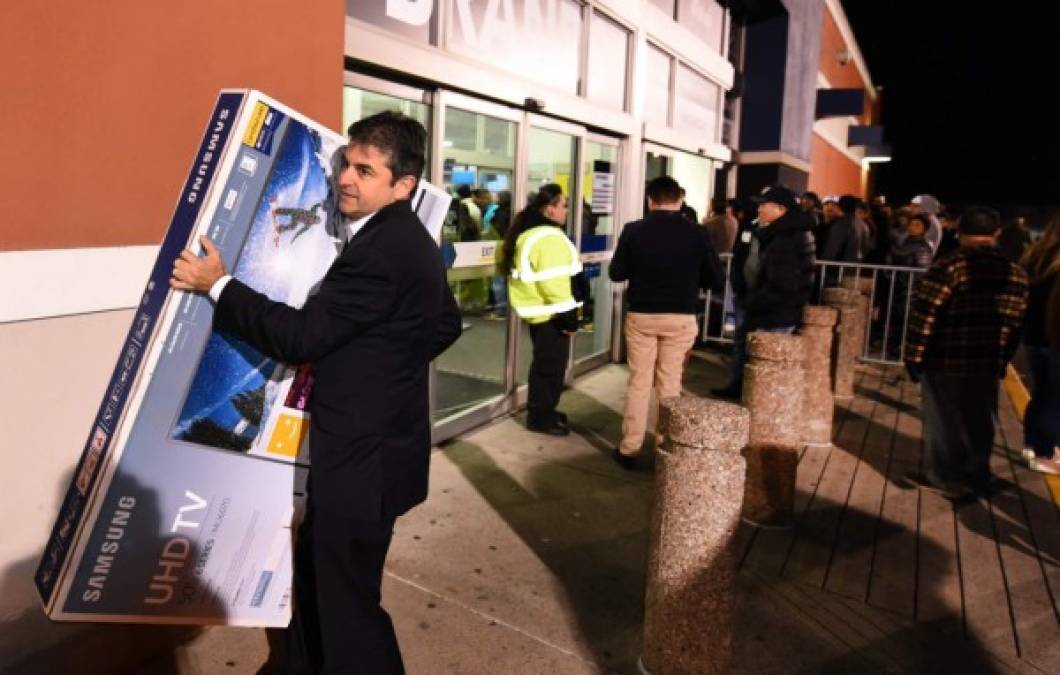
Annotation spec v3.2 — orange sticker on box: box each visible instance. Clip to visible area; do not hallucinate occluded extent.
[242,102,269,148]
[266,412,308,458]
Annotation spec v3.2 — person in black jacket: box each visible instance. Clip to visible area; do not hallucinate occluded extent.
[883,214,934,357]
[171,111,461,674]
[822,195,871,263]
[609,176,725,469]
[712,186,816,399]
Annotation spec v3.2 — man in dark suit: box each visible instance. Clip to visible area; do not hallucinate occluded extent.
[171,111,461,674]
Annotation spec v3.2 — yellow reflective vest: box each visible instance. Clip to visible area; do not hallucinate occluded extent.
[508,224,582,324]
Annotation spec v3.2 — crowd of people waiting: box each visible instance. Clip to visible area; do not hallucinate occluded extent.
[479,175,1059,500]
[701,185,1060,497]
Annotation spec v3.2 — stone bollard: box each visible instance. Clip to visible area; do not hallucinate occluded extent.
[822,287,862,399]
[801,305,840,446]
[641,396,749,675]
[841,274,875,296]
[741,332,804,527]
[742,332,805,446]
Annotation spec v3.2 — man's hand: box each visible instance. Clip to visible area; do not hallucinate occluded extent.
[170,236,227,293]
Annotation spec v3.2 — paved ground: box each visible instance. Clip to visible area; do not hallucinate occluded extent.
[118,355,1060,673]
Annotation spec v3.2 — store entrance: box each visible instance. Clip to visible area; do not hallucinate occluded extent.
[432,93,623,440]
[342,77,623,442]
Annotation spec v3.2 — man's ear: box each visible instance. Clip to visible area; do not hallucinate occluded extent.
[393,174,417,200]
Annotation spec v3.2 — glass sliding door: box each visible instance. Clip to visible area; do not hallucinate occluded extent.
[516,122,580,387]
[432,94,522,432]
[574,138,620,368]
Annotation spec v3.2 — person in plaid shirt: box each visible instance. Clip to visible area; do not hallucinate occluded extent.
[903,205,1029,500]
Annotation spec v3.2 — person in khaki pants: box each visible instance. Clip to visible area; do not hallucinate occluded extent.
[609,176,725,469]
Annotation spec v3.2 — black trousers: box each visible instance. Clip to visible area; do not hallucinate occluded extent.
[527,321,570,427]
[920,370,999,489]
[273,504,404,675]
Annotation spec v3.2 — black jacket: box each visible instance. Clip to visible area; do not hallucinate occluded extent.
[1024,272,1058,347]
[822,213,871,262]
[731,209,816,330]
[609,209,725,313]
[890,235,933,269]
[214,199,461,520]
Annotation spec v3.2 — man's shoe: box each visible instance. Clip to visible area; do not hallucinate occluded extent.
[527,420,570,436]
[611,449,638,471]
[711,384,742,400]
[900,471,973,501]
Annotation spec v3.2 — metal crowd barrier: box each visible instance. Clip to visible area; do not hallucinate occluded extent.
[700,254,926,366]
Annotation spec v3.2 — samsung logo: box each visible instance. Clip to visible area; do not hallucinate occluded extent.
[186,108,231,205]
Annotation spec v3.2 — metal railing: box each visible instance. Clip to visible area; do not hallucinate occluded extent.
[700,254,926,365]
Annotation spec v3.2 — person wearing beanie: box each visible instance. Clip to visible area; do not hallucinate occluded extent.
[909,193,944,251]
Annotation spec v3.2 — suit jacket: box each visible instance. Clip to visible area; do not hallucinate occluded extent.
[214,199,461,520]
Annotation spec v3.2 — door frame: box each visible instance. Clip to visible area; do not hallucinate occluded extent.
[572,132,623,376]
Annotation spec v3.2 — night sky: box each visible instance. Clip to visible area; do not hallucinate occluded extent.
[840,2,1056,215]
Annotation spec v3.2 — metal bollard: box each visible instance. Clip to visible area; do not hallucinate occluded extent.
[741,332,804,528]
[641,396,749,675]
[801,305,840,446]
[822,287,862,399]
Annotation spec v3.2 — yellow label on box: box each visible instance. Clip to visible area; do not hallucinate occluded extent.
[266,412,308,458]
[242,102,270,148]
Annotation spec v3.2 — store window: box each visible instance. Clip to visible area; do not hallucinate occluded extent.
[342,85,432,172]
[674,64,721,142]
[677,0,725,51]
[586,11,629,111]
[643,43,672,127]
[447,0,584,95]
[346,0,438,45]
[670,150,711,225]
[646,0,676,16]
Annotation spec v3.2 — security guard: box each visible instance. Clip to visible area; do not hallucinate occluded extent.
[499,183,581,435]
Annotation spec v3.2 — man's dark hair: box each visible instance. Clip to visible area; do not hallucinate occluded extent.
[646,176,682,204]
[473,188,492,200]
[958,205,1001,236]
[802,191,821,206]
[456,184,472,199]
[346,110,426,184]
[837,195,859,215]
